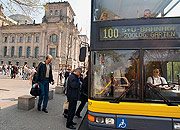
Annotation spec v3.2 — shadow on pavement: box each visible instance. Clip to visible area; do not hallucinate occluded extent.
[0,93,87,130]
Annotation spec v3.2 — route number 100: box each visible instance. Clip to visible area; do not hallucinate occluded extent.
[103,28,119,39]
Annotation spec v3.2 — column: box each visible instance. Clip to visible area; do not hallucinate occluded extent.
[41,31,45,57]
[30,34,34,57]
[57,31,62,58]
[14,34,18,57]
[7,34,10,57]
[22,34,26,58]
[0,31,2,57]
[44,32,48,56]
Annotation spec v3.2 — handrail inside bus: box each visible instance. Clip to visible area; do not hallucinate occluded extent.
[110,81,136,103]
[95,81,111,95]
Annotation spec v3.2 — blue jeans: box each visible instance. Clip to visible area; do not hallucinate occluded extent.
[38,79,49,110]
[23,72,27,80]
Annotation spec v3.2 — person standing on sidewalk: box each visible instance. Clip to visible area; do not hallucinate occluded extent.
[75,71,88,118]
[35,54,54,113]
[66,68,82,129]
[64,69,70,87]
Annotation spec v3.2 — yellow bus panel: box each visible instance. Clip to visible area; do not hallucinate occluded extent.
[88,99,180,118]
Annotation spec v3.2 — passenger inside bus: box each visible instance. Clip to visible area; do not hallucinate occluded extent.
[109,72,130,97]
[100,12,108,20]
[143,9,152,18]
[147,68,169,89]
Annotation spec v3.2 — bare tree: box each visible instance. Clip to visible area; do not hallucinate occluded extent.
[1,0,45,17]
[65,34,73,69]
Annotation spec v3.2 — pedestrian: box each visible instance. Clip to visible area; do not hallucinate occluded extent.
[75,71,88,118]
[2,64,5,75]
[59,69,63,84]
[66,68,82,129]
[35,54,54,113]
[64,69,70,87]
[30,67,38,99]
[11,64,15,79]
[30,67,37,87]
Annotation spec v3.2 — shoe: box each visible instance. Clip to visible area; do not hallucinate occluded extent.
[42,109,48,113]
[71,122,77,125]
[75,114,82,118]
[37,106,41,111]
[64,114,68,118]
[66,125,76,129]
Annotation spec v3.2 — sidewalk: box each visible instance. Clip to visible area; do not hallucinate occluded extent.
[0,93,87,130]
[0,72,87,130]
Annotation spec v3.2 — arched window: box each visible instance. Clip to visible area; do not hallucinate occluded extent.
[4,46,7,57]
[27,46,31,58]
[50,48,56,58]
[50,10,53,15]
[19,46,22,57]
[55,10,58,15]
[11,46,14,57]
[60,10,63,15]
[49,34,58,42]
[35,47,39,58]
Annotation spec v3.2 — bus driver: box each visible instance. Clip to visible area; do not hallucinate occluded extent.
[147,68,169,89]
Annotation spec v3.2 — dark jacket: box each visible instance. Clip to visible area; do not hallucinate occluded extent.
[80,75,88,102]
[67,73,80,101]
[35,61,54,83]
[64,71,70,80]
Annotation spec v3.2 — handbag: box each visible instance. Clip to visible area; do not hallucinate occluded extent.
[63,101,69,110]
[30,86,41,96]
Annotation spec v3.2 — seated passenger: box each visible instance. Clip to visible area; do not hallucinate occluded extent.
[147,68,169,89]
[114,15,120,20]
[100,12,108,21]
[143,9,152,18]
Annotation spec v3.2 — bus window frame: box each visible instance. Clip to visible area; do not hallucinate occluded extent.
[89,49,141,101]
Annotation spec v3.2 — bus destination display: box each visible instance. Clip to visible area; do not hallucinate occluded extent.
[99,24,180,41]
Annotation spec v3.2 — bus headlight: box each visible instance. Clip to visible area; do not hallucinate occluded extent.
[174,123,180,129]
[105,118,115,124]
[96,117,104,123]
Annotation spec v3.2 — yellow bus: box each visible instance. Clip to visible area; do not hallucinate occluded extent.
[88,0,180,130]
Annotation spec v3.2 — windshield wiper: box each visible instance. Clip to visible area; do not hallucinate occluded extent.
[110,81,136,103]
[146,83,178,106]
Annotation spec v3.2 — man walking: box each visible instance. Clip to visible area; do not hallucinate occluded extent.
[66,68,82,129]
[35,54,54,113]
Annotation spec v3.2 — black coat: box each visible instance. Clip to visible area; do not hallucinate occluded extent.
[67,73,80,101]
[80,75,88,102]
[35,61,54,83]
[64,71,70,80]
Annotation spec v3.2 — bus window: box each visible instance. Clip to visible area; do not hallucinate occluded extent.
[93,0,180,21]
[144,49,180,102]
[91,50,139,100]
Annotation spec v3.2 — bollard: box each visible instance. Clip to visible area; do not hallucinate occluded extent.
[49,90,54,100]
[55,86,64,94]
[18,95,35,110]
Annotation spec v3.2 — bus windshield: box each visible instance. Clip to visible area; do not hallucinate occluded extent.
[144,49,180,102]
[91,50,140,100]
[93,0,180,21]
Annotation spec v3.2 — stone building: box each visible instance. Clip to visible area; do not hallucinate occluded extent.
[0,1,87,70]
[9,14,33,25]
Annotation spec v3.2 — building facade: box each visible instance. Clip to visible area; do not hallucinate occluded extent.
[0,2,87,70]
[9,14,33,25]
